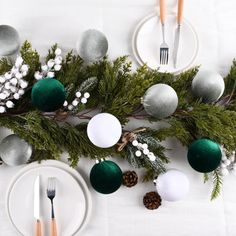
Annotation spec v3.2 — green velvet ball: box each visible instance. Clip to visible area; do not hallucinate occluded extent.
[187,138,222,173]
[31,78,66,112]
[90,160,123,194]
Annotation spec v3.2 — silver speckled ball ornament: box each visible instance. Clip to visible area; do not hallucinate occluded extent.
[76,29,108,62]
[0,134,32,166]
[191,70,225,103]
[142,84,178,119]
[0,25,20,56]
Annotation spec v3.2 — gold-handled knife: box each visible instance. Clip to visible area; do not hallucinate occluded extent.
[173,0,184,68]
[34,175,42,236]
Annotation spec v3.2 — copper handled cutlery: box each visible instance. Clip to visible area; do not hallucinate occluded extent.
[34,175,42,236]
[47,177,58,236]
[173,0,184,68]
[159,0,169,65]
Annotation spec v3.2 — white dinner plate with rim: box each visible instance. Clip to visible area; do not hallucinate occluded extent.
[132,12,199,74]
[6,160,92,236]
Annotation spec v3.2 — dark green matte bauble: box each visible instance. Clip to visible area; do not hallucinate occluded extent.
[187,139,222,173]
[31,78,66,112]
[90,160,123,194]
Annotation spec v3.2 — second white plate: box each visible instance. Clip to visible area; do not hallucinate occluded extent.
[6,160,92,236]
[132,12,199,73]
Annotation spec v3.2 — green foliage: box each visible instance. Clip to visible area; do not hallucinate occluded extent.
[211,170,223,200]
[0,42,235,200]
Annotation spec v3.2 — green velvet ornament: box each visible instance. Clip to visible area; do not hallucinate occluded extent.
[187,138,222,173]
[31,78,66,112]
[90,160,123,194]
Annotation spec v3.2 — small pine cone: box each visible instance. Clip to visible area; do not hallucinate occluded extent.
[143,191,162,210]
[123,171,138,187]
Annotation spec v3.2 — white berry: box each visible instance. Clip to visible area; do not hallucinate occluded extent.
[63,101,68,107]
[0,106,6,113]
[72,99,79,106]
[4,72,12,80]
[15,57,23,67]
[15,72,23,79]
[142,143,148,149]
[10,78,18,86]
[220,168,229,176]
[47,72,55,78]
[68,105,73,111]
[148,152,156,161]
[76,92,82,98]
[54,64,61,71]
[20,81,28,89]
[18,89,24,95]
[47,59,55,68]
[81,97,87,104]
[13,93,20,100]
[0,93,7,99]
[41,65,48,71]
[6,101,14,108]
[55,48,62,56]
[143,149,150,155]
[135,150,142,157]
[224,159,231,166]
[21,64,29,73]
[132,140,138,146]
[0,76,5,83]
[4,82,11,89]
[84,92,90,98]
[10,86,17,93]
[34,72,43,80]
[54,57,62,65]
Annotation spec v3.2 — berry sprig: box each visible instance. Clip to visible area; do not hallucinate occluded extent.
[0,56,29,113]
[34,48,62,80]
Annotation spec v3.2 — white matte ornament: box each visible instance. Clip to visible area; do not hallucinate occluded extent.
[156,169,189,201]
[192,70,225,103]
[76,29,108,62]
[143,84,178,119]
[0,134,32,166]
[87,113,122,148]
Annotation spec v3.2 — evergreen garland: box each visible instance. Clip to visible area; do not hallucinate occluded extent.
[1,41,236,200]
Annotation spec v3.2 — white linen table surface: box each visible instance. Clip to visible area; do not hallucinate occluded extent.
[0,0,236,235]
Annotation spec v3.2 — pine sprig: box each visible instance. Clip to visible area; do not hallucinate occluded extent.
[211,170,223,200]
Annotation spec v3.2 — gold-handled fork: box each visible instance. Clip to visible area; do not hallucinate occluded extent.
[47,177,57,236]
[159,0,169,65]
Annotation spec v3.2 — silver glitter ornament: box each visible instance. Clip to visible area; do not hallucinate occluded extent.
[0,134,32,166]
[76,29,108,62]
[191,70,225,103]
[0,25,20,56]
[143,84,178,119]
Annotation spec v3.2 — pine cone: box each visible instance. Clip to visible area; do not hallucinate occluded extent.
[123,171,138,187]
[143,191,162,210]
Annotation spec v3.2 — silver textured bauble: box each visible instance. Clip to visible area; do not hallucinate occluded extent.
[76,29,108,62]
[143,84,178,119]
[191,70,225,103]
[0,134,32,166]
[0,25,20,56]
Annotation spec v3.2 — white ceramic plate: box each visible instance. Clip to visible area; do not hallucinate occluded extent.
[132,13,199,74]
[6,160,92,236]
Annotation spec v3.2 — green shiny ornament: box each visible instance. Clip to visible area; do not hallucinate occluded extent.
[31,78,66,112]
[90,160,123,194]
[187,138,222,173]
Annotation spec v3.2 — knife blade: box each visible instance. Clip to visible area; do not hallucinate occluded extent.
[34,175,42,236]
[173,0,184,68]
[173,25,181,68]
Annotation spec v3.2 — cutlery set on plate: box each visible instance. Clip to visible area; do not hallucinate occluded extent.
[34,176,57,236]
[159,0,184,67]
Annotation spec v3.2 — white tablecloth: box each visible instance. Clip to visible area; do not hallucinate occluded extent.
[1,0,236,235]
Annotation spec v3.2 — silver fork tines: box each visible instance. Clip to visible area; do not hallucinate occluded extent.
[160,24,169,65]
[47,177,56,218]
